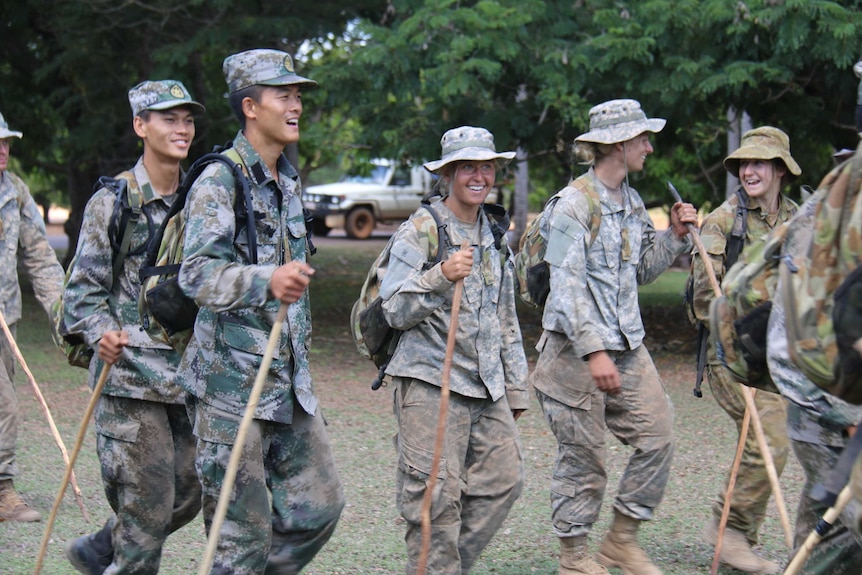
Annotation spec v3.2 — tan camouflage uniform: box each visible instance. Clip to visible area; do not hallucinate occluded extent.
[0,168,64,484]
[176,130,343,574]
[766,194,862,574]
[532,167,690,537]
[691,189,797,543]
[380,199,529,575]
[63,157,202,572]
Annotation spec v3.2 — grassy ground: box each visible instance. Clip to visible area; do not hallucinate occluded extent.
[0,243,804,575]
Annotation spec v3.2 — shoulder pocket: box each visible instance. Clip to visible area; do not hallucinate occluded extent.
[546,212,585,267]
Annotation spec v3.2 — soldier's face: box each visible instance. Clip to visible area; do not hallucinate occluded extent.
[0,139,11,172]
[739,159,785,200]
[250,86,303,147]
[135,108,196,162]
[621,132,654,173]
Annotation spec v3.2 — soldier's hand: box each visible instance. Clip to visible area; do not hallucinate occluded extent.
[98,330,128,364]
[270,260,315,304]
[441,246,474,282]
[670,201,698,238]
[587,350,621,395]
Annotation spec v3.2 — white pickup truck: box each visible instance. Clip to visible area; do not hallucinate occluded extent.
[302,159,436,239]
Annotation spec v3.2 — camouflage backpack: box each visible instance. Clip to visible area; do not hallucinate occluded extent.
[708,218,797,394]
[350,200,510,390]
[52,172,148,368]
[779,144,862,404]
[514,178,601,307]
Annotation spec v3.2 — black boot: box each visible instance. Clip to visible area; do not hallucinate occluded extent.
[65,517,114,575]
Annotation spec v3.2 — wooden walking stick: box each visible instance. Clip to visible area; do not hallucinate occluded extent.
[782,485,853,575]
[197,303,288,575]
[667,183,793,566]
[0,310,87,520]
[33,362,111,575]
[416,241,469,575]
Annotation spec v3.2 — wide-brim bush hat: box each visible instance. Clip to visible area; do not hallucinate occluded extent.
[0,112,23,139]
[223,49,317,93]
[128,80,206,117]
[575,99,666,145]
[423,126,516,174]
[723,126,801,176]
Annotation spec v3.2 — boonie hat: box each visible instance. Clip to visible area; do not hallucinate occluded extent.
[223,49,317,93]
[423,126,515,174]
[0,112,23,139]
[128,80,205,117]
[723,126,801,177]
[575,99,666,145]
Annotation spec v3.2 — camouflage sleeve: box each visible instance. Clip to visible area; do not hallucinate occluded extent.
[178,166,276,311]
[16,183,63,319]
[691,207,733,322]
[634,199,693,286]
[379,220,452,330]
[63,189,122,346]
[498,251,529,410]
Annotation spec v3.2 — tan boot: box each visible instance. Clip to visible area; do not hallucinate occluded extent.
[703,517,779,574]
[0,479,42,522]
[559,536,611,575]
[596,510,662,575]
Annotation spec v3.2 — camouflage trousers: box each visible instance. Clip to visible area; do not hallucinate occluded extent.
[393,378,524,575]
[707,364,789,543]
[790,437,862,575]
[0,327,18,481]
[193,398,344,575]
[532,339,674,537]
[852,451,862,536]
[94,394,201,574]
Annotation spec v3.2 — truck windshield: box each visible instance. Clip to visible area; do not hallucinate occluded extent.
[342,164,390,185]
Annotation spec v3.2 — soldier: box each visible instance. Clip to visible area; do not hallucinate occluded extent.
[62,80,205,573]
[691,126,800,574]
[765,193,862,574]
[378,126,529,574]
[0,111,64,522]
[530,99,697,575]
[174,49,344,573]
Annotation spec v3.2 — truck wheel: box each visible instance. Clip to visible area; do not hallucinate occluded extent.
[345,207,375,239]
[311,219,331,237]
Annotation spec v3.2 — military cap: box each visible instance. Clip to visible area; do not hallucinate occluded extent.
[423,126,515,174]
[575,99,666,145]
[0,112,23,139]
[223,49,317,94]
[128,80,205,118]
[724,126,801,177]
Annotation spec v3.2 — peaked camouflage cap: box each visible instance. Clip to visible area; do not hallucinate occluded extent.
[423,126,516,173]
[223,49,318,93]
[128,80,205,117]
[724,126,801,177]
[575,99,666,145]
[0,112,23,139]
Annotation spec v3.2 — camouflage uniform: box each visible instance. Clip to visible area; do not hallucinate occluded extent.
[63,156,201,573]
[176,130,343,574]
[532,167,690,537]
[691,189,797,543]
[380,198,529,575]
[0,167,64,484]
[766,195,862,574]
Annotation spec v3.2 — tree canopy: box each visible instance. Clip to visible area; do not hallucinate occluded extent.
[2,0,861,248]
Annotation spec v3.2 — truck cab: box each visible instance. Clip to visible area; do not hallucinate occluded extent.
[302,159,436,239]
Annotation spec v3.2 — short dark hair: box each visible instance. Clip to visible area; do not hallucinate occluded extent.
[136,109,152,122]
[228,85,264,128]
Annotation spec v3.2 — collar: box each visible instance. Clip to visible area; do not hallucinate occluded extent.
[232,130,299,188]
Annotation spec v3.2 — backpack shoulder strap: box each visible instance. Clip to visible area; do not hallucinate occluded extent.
[417,201,449,267]
[726,187,749,269]
[102,170,145,283]
[565,177,602,247]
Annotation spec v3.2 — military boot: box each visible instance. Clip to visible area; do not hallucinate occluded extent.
[0,479,42,522]
[596,510,662,575]
[65,517,114,575]
[559,536,611,575]
[703,517,779,574]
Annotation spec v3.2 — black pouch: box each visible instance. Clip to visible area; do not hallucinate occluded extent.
[145,276,199,337]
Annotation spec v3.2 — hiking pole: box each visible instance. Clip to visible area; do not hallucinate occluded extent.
[197,303,288,575]
[667,182,722,296]
[33,362,110,575]
[416,241,468,575]
[782,484,853,575]
[0,310,87,520]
